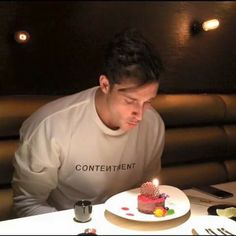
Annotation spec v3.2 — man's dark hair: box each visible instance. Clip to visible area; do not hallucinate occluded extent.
[102,28,163,86]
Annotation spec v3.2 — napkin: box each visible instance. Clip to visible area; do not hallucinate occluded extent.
[191,215,236,235]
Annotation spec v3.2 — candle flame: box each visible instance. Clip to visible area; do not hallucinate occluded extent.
[152,178,159,187]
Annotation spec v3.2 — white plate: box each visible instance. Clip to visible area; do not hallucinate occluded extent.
[104,185,190,222]
[192,215,236,235]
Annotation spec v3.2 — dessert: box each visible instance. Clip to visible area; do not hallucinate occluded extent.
[137,180,174,217]
[137,181,166,214]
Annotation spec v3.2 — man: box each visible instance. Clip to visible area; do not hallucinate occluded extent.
[12,28,165,217]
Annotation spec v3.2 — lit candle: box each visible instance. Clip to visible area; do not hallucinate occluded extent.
[152,178,159,187]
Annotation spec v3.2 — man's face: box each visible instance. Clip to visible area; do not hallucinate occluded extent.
[102,79,159,132]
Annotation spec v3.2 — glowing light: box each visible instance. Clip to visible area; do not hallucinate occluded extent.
[152,178,159,187]
[14,30,30,44]
[19,33,27,41]
[202,19,220,31]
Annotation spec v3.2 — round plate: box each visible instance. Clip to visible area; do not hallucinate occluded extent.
[104,185,190,222]
[208,204,236,221]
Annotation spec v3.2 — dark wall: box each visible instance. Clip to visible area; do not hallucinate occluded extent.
[0,1,236,95]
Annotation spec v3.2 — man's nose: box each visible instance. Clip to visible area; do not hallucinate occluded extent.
[132,104,144,121]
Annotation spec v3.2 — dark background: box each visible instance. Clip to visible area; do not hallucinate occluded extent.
[0,1,236,95]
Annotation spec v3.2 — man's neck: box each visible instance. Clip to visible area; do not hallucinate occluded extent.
[95,88,118,130]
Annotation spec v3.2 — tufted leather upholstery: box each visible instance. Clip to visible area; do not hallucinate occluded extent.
[0,94,235,221]
[152,94,236,188]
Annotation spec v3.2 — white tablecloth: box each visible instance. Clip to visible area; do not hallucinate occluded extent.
[0,182,235,235]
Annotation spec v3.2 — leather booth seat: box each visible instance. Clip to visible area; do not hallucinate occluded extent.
[152,94,236,188]
[0,94,236,221]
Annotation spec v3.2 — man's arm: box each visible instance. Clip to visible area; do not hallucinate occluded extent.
[12,131,60,217]
[142,114,165,183]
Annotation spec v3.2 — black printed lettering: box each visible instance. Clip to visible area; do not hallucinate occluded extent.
[75,163,136,172]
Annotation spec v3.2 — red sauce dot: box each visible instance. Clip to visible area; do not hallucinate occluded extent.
[121,207,129,211]
[126,213,134,216]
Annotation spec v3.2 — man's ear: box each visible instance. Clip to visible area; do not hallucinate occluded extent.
[99,75,110,94]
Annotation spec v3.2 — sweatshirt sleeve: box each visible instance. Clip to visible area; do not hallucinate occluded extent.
[12,124,61,217]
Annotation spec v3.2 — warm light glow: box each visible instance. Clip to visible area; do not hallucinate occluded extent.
[152,178,159,187]
[14,30,30,44]
[19,33,27,41]
[202,19,220,31]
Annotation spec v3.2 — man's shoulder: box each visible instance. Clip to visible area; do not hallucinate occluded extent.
[144,107,164,124]
[29,87,96,119]
[140,107,165,134]
[46,86,94,107]
[20,87,98,139]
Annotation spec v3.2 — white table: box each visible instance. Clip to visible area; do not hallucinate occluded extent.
[0,182,235,235]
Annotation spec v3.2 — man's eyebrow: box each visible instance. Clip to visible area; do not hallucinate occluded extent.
[123,95,137,100]
[123,94,156,102]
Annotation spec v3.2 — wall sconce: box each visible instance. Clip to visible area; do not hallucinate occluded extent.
[14,30,31,44]
[202,19,220,31]
[191,19,220,35]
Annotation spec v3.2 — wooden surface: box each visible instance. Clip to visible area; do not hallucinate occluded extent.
[0,2,236,95]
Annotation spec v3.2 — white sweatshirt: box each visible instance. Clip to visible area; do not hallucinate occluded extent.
[12,86,165,217]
